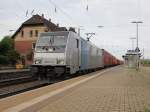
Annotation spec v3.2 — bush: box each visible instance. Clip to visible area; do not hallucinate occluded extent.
[0,55,9,65]
[6,50,20,65]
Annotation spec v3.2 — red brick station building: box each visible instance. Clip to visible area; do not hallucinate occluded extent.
[12,14,67,65]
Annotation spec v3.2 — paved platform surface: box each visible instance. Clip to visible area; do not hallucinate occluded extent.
[37,66,150,112]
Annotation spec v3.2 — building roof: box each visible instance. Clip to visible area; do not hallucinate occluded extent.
[12,14,67,38]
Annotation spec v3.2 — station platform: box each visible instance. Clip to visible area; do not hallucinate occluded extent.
[1,66,150,112]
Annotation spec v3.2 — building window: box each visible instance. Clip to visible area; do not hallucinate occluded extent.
[30,30,33,37]
[35,30,38,37]
[76,39,79,48]
[21,30,24,37]
[32,43,36,49]
[45,28,48,32]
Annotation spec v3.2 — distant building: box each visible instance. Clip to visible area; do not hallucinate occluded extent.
[12,14,67,65]
[122,50,141,68]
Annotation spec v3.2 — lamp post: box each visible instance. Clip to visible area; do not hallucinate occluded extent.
[130,37,136,50]
[131,21,143,51]
[131,21,143,70]
[142,48,145,66]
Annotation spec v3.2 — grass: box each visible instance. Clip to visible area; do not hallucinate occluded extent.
[145,108,150,112]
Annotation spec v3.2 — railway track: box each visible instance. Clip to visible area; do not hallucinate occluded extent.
[0,72,82,99]
[0,69,44,99]
[0,69,30,81]
[0,76,72,99]
[0,69,71,99]
[0,69,36,88]
[0,76,37,87]
[0,80,49,99]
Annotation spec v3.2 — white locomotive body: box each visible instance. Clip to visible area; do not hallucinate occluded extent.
[32,31,81,79]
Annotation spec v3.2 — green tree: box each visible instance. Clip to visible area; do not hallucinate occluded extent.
[0,36,20,65]
[0,36,13,54]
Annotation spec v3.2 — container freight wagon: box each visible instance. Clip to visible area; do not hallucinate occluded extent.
[103,49,110,67]
[112,56,117,65]
[80,38,104,72]
[102,49,117,67]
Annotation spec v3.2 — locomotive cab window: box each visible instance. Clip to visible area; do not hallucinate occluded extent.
[36,32,69,53]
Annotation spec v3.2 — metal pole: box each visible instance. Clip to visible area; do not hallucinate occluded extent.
[136,23,139,48]
[130,37,136,50]
[136,23,139,70]
[131,21,143,50]
[143,48,144,66]
[132,39,134,50]
[78,28,80,36]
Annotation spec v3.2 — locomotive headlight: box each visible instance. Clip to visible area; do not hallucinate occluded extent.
[57,59,64,64]
[35,59,42,64]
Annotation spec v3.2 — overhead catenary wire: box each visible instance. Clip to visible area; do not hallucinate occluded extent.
[15,0,37,18]
[47,0,80,27]
[12,0,27,19]
[0,1,35,35]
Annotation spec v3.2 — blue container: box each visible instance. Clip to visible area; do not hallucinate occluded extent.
[81,38,88,70]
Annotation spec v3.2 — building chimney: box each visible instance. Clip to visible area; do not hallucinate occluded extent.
[41,14,44,18]
[57,24,59,27]
[49,18,51,22]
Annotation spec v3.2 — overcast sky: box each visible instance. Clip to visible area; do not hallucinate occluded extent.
[0,0,150,59]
